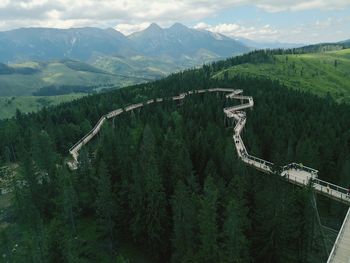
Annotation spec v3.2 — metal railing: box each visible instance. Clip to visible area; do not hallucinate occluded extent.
[312,178,349,199]
[68,88,241,164]
[245,154,274,167]
[282,163,318,181]
[282,172,311,186]
[327,207,350,263]
[69,115,107,153]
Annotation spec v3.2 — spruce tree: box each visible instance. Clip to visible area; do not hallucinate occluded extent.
[95,160,115,253]
[198,175,219,263]
[221,199,249,262]
[171,180,198,263]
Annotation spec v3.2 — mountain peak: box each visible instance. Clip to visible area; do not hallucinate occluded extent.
[169,22,188,30]
[147,23,162,31]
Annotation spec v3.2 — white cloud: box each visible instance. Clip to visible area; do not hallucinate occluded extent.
[194,15,350,44]
[0,0,349,31]
[0,0,349,43]
[256,0,350,12]
[115,22,150,35]
[194,22,279,41]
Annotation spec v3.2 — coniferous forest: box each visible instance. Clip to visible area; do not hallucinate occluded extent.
[1,51,350,262]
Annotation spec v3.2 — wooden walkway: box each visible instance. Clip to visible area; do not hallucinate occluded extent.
[68,88,350,262]
[327,208,350,263]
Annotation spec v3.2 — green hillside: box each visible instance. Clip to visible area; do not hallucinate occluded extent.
[0,54,211,98]
[0,60,140,97]
[0,59,148,118]
[2,69,350,262]
[0,94,85,119]
[213,48,350,103]
[92,55,179,80]
[92,52,219,80]
[0,53,219,119]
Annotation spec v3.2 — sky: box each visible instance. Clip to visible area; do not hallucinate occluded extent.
[0,0,349,44]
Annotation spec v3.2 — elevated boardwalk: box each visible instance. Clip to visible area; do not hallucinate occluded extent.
[68,88,350,262]
[327,208,350,263]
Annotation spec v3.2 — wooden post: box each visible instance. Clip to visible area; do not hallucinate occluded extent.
[112,117,115,128]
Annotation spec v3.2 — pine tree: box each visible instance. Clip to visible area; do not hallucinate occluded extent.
[31,130,56,174]
[198,175,219,263]
[253,176,298,263]
[76,148,95,212]
[58,167,77,236]
[129,162,146,242]
[171,180,198,263]
[142,126,167,254]
[95,160,115,253]
[221,199,249,262]
[130,125,167,257]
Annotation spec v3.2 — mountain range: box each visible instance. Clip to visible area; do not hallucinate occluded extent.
[129,23,249,59]
[0,27,135,63]
[0,22,347,101]
[0,23,250,64]
[0,23,256,100]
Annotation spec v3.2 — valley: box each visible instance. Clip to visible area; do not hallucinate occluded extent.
[0,23,254,118]
[0,94,85,119]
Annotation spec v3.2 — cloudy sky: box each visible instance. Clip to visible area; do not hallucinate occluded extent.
[0,0,349,44]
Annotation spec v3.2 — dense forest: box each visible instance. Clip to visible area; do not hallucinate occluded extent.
[208,44,347,74]
[1,50,350,262]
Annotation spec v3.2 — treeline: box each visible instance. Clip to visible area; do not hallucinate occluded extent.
[0,63,40,75]
[273,43,345,54]
[32,85,97,96]
[208,50,275,74]
[208,44,347,75]
[61,59,109,74]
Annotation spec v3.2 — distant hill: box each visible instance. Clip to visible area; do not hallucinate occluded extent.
[0,60,140,96]
[213,48,350,103]
[0,94,85,119]
[235,37,305,49]
[339,39,350,48]
[0,54,213,98]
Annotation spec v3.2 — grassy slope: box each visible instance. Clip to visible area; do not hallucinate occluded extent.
[0,60,143,118]
[92,51,220,80]
[92,55,182,79]
[0,53,219,118]
[0,94,85,119]
[0,60,140,97]
[214,49,350,103]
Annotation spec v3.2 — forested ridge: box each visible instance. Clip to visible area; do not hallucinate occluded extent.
[1,50,350,262]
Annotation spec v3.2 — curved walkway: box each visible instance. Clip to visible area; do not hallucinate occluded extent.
[68,88,350,262]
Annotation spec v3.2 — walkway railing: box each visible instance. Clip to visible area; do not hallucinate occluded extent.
[284,172,310,186]
[327,207,350,263]
[282,162,318,177]
[313,178,349,201]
